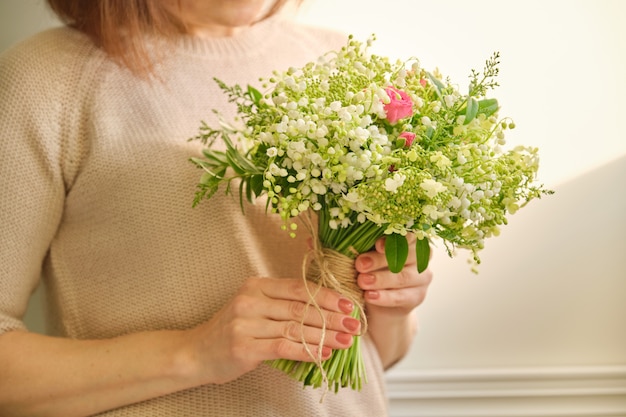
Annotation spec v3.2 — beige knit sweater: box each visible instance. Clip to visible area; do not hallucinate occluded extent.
[0,17,389,417]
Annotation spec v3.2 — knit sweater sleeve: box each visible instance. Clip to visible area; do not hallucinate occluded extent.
[0,28,95,334]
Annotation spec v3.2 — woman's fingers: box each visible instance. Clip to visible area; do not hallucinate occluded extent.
[229,293,360,340]
[233,278,360,334]
[212,320,334,368]
[362,282,430,309]
[352,235,434,314]
[357,266,433,315]
[191,276,361,383]
[357,267,431,291]
[253,318,356,350]
[261,298,360,334]
[212,276,359,369]
[230,277,359,355]
[254,277,354,314]
[227,316,353,363]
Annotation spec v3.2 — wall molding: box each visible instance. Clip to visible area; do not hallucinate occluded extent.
[385,365,626,417]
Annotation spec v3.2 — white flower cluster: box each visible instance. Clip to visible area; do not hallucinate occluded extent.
[192,35,552,267]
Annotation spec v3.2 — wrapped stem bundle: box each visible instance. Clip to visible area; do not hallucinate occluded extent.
[269,209,371,393]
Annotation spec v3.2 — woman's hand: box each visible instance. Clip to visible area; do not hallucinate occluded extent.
[354,235,433,368]
[0,278,359,417]
[186,277,361,385]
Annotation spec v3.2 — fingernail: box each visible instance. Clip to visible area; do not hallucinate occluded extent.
[338,298,354,314]
[343,317,360,332]
[358,256,373,270]
[360,274,375,286]
[366,290,380,300]
[321,347,332,358]
[335,333,353,345]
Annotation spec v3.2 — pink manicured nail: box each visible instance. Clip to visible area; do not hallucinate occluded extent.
[358,256,373,270]
[366,290,380,300]
[321,347,332,358]
[338,298,354,314]
[343,317,360,332]
[360,274,375,286]
[335,333,353,345]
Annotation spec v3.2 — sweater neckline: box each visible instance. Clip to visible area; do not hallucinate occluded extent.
[168,15,284,59]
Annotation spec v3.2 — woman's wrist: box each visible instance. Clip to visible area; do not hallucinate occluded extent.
[367,309,418,369]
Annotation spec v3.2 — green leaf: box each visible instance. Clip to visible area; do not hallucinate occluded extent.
[249,174,264,197]
[385,234,409,274]
[477,98,499,117]
[225,151,246,175]
[247,85,263,105]
[231,150,260,173]
[426,72,445,100]
[239,178,246,213]
[201,149,227,165]
[416,238,431,273]
[221,136,261,175]
[244,177,253,204]
[199,171,213,185]
[464,97,479,124]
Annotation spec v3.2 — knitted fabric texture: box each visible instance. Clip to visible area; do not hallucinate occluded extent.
[0,18,388,417]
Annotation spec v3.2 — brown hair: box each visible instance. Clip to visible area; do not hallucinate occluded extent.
[45,0,292,76]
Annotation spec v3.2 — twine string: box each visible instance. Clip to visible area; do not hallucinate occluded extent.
[298,210,368,398]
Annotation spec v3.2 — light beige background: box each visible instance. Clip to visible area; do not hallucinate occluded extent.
[2,1,625,415]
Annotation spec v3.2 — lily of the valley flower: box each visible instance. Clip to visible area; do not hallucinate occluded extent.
[420,178,447,199]
[385,172,406,193]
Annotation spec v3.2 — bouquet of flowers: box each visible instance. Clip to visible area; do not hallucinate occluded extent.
[189,35,552,393]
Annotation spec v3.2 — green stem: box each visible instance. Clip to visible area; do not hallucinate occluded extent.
[267,205,384,392]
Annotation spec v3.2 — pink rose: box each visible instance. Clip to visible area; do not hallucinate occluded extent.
[383,87,414,124]
[398,131,416,148]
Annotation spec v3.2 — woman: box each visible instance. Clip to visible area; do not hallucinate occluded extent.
[0,1,433,415]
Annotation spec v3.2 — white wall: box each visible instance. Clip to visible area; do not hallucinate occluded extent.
[0,0,60,52]
[2,1,625,415]
[293,1,626,414]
